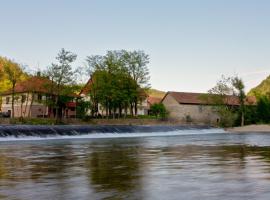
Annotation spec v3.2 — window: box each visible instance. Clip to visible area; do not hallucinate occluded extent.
[21,95,26,103]
[6,97,10,104]
[70,107,75,111]
[37,94,42,101]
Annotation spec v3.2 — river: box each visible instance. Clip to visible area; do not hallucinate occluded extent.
[0,127,270,200]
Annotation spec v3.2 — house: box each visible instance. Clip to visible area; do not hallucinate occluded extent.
[1,76,77,118]
[161,91,256,124]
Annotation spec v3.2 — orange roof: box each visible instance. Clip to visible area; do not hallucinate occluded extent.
[2,76,79,98]
[163,91,256,106]
[80,78,92,96]
[2,76,53,95]
[148,96,162,105]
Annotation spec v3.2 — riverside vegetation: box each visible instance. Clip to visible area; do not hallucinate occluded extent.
[1,49,270,127]
[0,49,169,124]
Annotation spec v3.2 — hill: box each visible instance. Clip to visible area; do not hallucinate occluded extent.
[248,75,270,97]
[147,89,166,98]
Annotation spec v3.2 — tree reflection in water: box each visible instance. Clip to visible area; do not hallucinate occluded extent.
[0,134,270,199]
[86,142,143,199]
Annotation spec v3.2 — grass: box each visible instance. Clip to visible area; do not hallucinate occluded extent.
[10,118,58,125]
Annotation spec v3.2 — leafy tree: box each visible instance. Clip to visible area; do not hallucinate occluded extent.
[232,76,246,126]
[123,50,150,115]
[208,75,237,127]
[84,50,150,118]
[3,59,24,118]
[256,96,270,123]
[45,48,77,120]
[150,103,168,119]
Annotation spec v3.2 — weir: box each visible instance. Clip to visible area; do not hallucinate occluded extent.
[0,125,214,137]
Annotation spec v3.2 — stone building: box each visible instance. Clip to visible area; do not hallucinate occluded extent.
[161,91,256,124]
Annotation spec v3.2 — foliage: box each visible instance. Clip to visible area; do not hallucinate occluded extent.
[216,106,237,127]
[248,75,270,98]
[85,50,150,118]
[149,103,168,119]
[44,48,77,120]
[76,99,92,119]
[207,75,246,127]
[147,89,166,98]
[9,118,57,125]
[232,76,246,126]
[256,96,270,123]
[2,59,25,118]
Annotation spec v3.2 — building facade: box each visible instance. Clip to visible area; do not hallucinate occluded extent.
[161,91,256,124]
[0,76,76,118]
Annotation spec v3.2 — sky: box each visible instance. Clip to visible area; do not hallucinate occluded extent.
[1,0,270,92]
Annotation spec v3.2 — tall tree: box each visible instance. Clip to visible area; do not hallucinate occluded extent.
[3,59,24,118]
[45,48,77,120]
[206,75,236,127]
[123,50,150,115]
[85,50,150,118]
[232,76,246,126]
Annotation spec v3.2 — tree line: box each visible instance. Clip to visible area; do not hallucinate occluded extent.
[84,50,150,118]
[206,75,270,127]
[0,49,150,120]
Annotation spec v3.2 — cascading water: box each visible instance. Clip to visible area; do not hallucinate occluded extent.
[0,125,226,141]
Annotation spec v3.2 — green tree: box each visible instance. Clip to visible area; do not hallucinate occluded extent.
[123,50,150,115]
[3,59,24,118]
[45,48,77,121]
[150,103,168,119]
[85,50,150,118]
[207,75,236,127]
[256,96,270,123]
[232,76,246,126]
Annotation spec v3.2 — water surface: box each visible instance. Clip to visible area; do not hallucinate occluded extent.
[0,130,270,200]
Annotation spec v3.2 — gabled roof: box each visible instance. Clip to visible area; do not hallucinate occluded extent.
[147,96,162,105]
[79,78,92,96]
[2,76,54,95]
[2,76,79,98]
[162,91,256,106]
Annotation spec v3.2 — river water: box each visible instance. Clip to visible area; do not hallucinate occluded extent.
[0,129,270,200]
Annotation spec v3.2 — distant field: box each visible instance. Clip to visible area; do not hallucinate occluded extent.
[148,89,166,98]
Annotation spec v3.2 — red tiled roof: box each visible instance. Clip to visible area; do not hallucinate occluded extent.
[163,92,256,106]
[80,78,92,95]
[147,96,162,105]
[2,76,79,98]
[2,76,53,95]
[245,96,257,105]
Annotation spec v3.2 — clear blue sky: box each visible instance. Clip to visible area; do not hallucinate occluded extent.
[1,0,270,92]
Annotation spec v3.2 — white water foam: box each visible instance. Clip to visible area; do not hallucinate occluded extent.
[0,128,226,142]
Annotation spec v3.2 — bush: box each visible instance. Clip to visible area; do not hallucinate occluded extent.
[149,103,168,119]
[215,106,237,127]
[256,96,270,123]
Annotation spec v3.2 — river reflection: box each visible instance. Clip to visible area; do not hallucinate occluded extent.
[0,133,270,199]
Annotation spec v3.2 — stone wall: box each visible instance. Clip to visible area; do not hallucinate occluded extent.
[162,94,219,125]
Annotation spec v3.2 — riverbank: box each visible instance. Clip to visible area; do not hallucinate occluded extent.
[0,118,206,126]
[227,124,270,133]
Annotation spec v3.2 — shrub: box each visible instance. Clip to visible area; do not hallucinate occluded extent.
[149,103,168,119]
